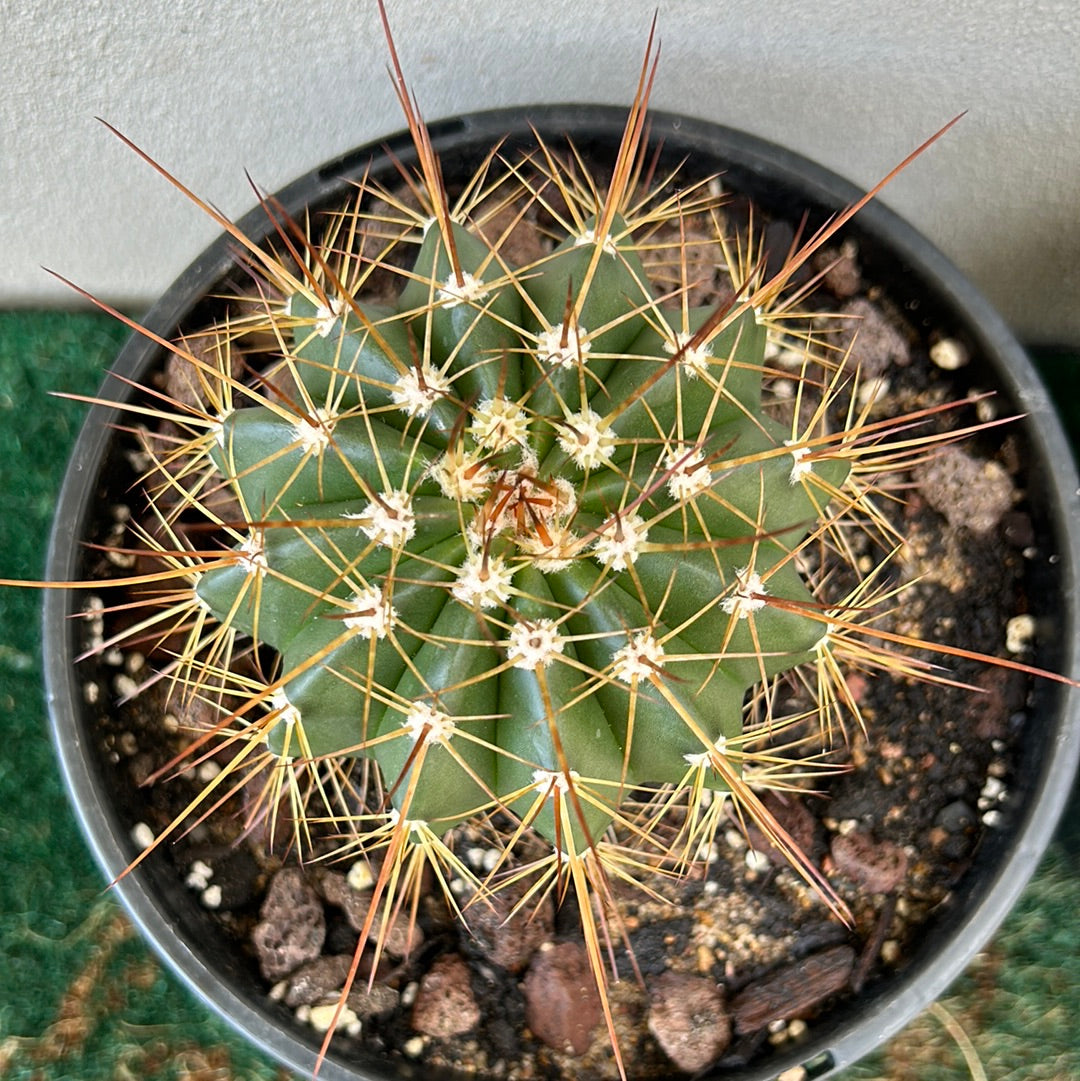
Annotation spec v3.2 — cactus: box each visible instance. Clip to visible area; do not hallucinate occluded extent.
[193,189,849,856]
[7,6,1074,1079]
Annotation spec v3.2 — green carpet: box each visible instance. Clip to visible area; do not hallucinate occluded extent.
[0,310,1076,1080]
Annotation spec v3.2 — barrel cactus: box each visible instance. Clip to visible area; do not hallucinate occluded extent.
[192,188,848,861]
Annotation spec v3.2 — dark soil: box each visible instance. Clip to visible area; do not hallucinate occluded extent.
[71,168,1047,1081]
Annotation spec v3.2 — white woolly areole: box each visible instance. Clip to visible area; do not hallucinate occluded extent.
[537,322,591,370]
[506,618,565,670]
[516,523,579,572]
[293,406,337,454]
[431,445,491,502]
[684,734,729,769]
[342,585,396,640]
[721,567,768,618]
[531,768,580,796]
[437,271,489,307]
[313,296,346,338]
[556,408,616,470]
[383,808,430,836]
[469,397,530,451]
[548,475,578,519]
[591,512,648,571]
[663,331,713,378]
[346,490,416,547]
[611,630,665,683]
[785,440,814,483]
[402,702,456,746]
[211,413,227,448]
[572,228,618,256]
[664,447,713,501]
[267,691,301,749]
[452,552,515,609]
[392,362,451,417]
[238,532,269,578]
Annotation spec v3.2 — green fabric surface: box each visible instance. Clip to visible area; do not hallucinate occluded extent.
[0,309,1076,1079]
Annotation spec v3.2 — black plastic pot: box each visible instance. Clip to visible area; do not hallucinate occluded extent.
[45,107,1080,1080]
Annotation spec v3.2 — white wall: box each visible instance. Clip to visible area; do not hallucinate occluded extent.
[4,0,1078,344]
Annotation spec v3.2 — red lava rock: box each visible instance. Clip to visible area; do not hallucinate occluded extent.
[347,981,400,1020]
[731,945,855,1035]
[285,955,354,1008]
[284,947,399,1017]
[647,971,731,1073]
[522,941,603,1055]
[814,241,863,298]
[836,296,911,376]
[411,954,480,1039]
[252,867,326,981]
[830,830,908,893]
[318,870,422,957]
[745,791,817,866]
[465,878,555,974]
[913,445,1015,535]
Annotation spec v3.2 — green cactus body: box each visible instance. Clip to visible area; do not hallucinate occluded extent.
[195,211,849,852]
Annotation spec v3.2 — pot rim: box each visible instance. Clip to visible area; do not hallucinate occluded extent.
[43,104,1080,1081]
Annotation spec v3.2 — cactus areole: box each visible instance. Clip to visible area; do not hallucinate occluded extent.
[40,106,1080,1081]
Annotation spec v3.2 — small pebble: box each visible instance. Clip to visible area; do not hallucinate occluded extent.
[857,376,889,407]
[929,338,969,370]
[196,760,221,783]
[185,860,213,890]
[113,674,139,699]
[402,1036,425,1058]
[1006,614,1036,654]
[346,861,374,892]
[724,829,747,851]
[131,822,155,850]
[745,849,771,873]
[979,776,1006,808]
[308,1002,360,1036]
[696,944,715,974]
